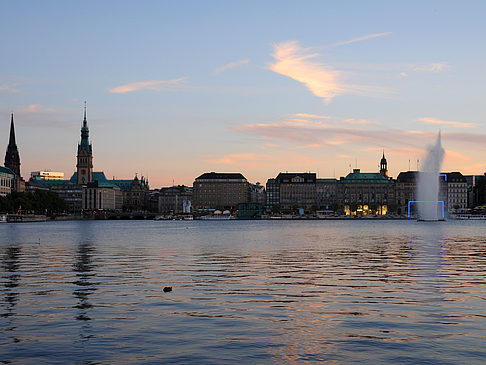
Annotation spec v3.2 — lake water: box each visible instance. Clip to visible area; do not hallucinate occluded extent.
[0,220,485,364]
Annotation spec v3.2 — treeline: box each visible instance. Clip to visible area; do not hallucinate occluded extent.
[0,191,67,215]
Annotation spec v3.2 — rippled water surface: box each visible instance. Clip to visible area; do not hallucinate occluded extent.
[1,220,485,364]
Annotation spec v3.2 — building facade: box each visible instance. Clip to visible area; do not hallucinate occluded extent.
[82,180,123,211]
[316,178,338,209]
[443,172,467,213]
[150,185,193,213]
[339,169,394,215]
[0,166,15,197]
[30,171,65,181]
[112,175,150,211]
[193,172,249,210]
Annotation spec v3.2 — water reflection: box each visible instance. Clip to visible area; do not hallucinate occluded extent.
[1,245,21,318]
[73,240,97,341]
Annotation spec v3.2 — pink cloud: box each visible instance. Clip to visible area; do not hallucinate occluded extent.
[214,59,250,73]
[418,117,476,129]
[108,78,187,93]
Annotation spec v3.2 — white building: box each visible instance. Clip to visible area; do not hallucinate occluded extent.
[0,166,15,196]
[31,170,65,181]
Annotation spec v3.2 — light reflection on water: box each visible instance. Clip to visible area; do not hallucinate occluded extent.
[0,220,485,364]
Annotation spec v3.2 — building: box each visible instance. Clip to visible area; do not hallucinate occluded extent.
[4,113,25,192]
[269,172,317,212]
[193,172,249,210]
[339,169,394,215]
[82,180,123,212]
[0,166,15,197]
[249,182,266,205]
[50,183,83,213]
[316,178,338,209]
[30,171,65,181]
[464,175,484,208]
[265,178,280,212]
[111,175,150,211]
[443,172,467,213]
[395,171,418,216]
[149,185,193,213]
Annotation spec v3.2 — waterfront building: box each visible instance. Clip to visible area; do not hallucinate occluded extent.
[249,182,266,205]
[395,171,418,215]
[271,172,317,212]
[4,113,25,192]
[30,171,65,181]
[265,178,279,212]
[82,180,123,212]
[0,166,15,197]
[111,175,150,211]
[76,103,93,185]
[316,178,338,210]
[478,174,486,207]
[193,172,249,210]
[464,175,484,208]
[443,172,467,213]
[149,185,192,213]
[50,183,83,213]
[338,169,394,215]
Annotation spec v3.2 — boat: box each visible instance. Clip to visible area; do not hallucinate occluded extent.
[200,215,233,220]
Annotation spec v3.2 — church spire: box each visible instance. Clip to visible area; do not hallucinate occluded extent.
[9,113,16,147]
[4,113,21,177]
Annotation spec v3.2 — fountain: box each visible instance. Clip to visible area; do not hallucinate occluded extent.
[416,131,445,220]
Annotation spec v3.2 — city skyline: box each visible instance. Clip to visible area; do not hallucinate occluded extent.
[1,1,486,186]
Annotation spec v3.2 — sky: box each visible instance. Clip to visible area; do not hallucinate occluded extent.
[1,1,486,187]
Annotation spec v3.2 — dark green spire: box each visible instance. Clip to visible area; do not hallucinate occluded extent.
[78,101,91,154]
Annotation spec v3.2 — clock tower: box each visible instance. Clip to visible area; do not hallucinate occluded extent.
[76,102,93,185]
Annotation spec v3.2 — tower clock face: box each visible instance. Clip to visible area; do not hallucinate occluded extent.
[81,169,86,174]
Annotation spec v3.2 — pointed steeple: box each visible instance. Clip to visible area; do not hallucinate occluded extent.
[5,113,21,177]
[9,113,16,146]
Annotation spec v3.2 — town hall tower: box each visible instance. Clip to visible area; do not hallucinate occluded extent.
[76,102,93,185]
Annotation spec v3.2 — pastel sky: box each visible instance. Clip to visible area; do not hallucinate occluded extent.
[1,1,486,187]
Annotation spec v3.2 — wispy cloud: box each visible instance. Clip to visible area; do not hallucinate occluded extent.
[331,32,391,47]
[214,59,250,74]
[17,104,61,115]
[444,149,470,164]
[108,78,187,94]
[268,40,391,102]
[233,113,486,153]
[412,62,449,73]
[343,118,379,126]
[418,117,476,129]
[205,153,266,166]
[0,83,19,93]
[290,113,329,120]
[269,41,341,102]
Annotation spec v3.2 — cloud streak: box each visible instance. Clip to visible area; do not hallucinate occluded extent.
[413,62,449,73]
[214,59,250,73]
[269,41,342,102]
[108,78,187,93]
[268,40,391,102]
[418,117,476,129]
[331,32,391,47]
[233,114,486,153]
